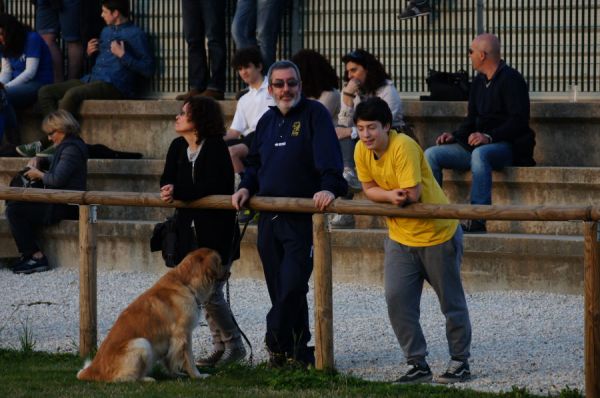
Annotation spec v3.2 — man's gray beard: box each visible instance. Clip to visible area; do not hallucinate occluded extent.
[276,94,301,114]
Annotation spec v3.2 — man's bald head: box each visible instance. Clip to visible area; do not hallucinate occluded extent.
[473,33,501,60]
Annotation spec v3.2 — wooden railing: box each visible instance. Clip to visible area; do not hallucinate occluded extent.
[0,186,598,397]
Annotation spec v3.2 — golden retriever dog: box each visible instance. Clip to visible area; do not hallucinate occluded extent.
[77,248,223,382]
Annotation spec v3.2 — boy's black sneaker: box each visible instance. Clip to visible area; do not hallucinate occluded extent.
[398,0,432,20]
[461,219,487,233]
[393,361,433,384]
[12,256,50,274]
[436,359,471,384]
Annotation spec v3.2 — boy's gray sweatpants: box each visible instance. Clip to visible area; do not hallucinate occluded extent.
[383,226,471,364]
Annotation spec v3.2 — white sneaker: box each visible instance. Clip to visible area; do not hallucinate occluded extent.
[329,214,355,229]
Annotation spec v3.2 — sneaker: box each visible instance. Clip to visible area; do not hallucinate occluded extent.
[394,361,433,384]
[267,351,287,368]
[195,350,224,367]
[36,145,56,158]
[175,89,201,101]
[343,167,362,193]
[436,359,471,384]
[16,141,42,157]
[398,0,432,19]
[329,213,355,229]
[461,219,486,233]
[12,256,50,274]
[200,89,225,101]
[219,345,246,366]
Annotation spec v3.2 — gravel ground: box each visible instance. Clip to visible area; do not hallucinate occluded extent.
[0,268,583,396]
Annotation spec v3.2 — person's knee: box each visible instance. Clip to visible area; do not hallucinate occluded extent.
[470,147,491,173]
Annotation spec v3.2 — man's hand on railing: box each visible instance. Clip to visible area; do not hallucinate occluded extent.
[232,188,250,210]
[313,190,335,211]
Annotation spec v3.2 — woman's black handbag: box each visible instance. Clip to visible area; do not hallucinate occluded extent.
[150,210,197,267]
[9,167,45,189]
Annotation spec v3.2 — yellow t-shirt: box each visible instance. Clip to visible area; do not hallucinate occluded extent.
[354,130,458,247]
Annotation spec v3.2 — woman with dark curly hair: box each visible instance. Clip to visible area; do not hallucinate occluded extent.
[291,49,340,120]
[331,49,404,229]
[0,13,53,146]
[160,95,246,367]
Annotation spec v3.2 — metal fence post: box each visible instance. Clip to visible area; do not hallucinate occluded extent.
[312,213,334,370]
[584,221,600,398]
[79,205,98,358]
[477,0,485,34]
[290,0,303,55]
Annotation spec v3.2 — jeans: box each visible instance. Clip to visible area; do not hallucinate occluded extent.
[231,0,285,71]
[424,142,513,205]
[182,0,226,92]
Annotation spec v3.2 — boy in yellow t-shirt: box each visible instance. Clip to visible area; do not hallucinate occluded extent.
[353,97,472,385]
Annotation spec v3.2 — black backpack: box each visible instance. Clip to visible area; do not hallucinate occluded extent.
[422,69,470,101]
[150,210,197,267]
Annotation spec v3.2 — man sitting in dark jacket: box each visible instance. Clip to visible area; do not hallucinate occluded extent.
[424,33,535,233]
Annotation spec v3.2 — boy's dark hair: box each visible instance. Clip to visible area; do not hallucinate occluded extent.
[0,14,30,58]
[102,0,130,18]
[341,49,391,95]
[291,49,339,99]
[232,46,263,70]
[353,97,392,127]
[184,96,225,144]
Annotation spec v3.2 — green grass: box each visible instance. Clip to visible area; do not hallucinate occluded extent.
[0,349,583,398]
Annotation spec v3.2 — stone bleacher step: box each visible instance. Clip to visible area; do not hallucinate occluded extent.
[0,218,584,294]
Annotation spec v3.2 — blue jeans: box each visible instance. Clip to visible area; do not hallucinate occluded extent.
[231,0,285,71]
[182,0,226,92]
[424,142,513,205]
[3,81,45,144]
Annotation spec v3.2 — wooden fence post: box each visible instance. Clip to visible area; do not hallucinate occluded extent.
[79,205,98,358]
[584,221,600,398]
[312,213,334,370]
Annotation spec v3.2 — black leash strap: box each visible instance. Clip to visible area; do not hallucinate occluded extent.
[224,211,253,365]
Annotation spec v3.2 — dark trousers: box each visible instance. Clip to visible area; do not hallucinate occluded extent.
[182,0,226,92]
[257,212,313,358]
[5,201,77,257]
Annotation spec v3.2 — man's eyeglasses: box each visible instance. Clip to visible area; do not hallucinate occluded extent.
[270,79,300,89]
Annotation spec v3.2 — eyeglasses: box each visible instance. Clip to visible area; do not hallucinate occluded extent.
[270,79,300,89]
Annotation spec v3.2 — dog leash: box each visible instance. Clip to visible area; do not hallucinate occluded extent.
[224,211,253,365]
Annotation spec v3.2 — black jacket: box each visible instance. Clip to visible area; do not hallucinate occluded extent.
[453,62,536,166]
[160,135,239,263]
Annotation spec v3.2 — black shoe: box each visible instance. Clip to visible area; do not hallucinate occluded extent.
[394,361,433,384]
[12,256,50,274]
[436,359,471,384]
[461,219,487,233]
[267,351,287,368]
[398,0,432,19]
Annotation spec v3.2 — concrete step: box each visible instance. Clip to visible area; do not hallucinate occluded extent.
[15,99,600,166]
[0,218,584,294]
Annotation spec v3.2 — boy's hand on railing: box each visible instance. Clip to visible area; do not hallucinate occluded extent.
[232,188,250,210]
[159,184,174,203]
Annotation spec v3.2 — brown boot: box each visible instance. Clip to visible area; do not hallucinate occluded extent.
[175,88,201,101]
[199,88,225,100]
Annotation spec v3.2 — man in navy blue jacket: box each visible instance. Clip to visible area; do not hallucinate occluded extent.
[425,33,535,233]
[232,60,347,367]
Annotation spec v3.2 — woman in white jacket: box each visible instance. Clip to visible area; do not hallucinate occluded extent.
[0,14,53,146]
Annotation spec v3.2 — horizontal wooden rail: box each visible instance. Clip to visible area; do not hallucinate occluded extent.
[0,186,599,221]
